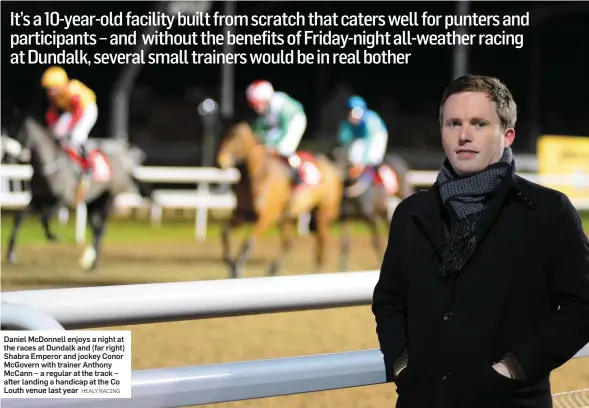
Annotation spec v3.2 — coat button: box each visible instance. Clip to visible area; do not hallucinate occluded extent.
[443,312,453,321]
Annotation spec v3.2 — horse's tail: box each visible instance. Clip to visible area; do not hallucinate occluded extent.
[383,153,414,199]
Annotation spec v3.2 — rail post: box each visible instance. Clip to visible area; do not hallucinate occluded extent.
[0,302,65,331]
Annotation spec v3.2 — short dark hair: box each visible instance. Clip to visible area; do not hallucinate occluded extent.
[439,74,518,130]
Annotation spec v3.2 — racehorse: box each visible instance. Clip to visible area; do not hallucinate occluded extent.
[2,132,65,243]
[217,121,344,278]
[333,147,414,271]
[4,116,152,271]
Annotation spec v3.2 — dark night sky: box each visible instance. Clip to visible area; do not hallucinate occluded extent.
[2,1,589,147]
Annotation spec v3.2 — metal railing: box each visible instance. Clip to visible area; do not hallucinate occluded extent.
[0,271,379,328]
[2,271,588,408]
[553,388,589,408]
[0,302,65,331]
[1,344,587,408]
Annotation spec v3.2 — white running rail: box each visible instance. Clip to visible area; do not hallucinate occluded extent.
[1,164,588,244]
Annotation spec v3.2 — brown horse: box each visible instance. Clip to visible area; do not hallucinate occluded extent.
[217,121,344,278]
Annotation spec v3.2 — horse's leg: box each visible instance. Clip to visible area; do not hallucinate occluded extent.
[40,202,60,242]
[336,196,352,272]
[6,201,36,264]
[377,192,395,228]
[221,214,244,271]
[231,215,274,279]
[267,218,295,276]
[80,194,113,271]
[285,189,326,272]
[313,203,340,274]
[339,211,351,272]
[314,210,328,274]
[221,221,232,264]
[364,213,384,263]
[231,180,286,278]
[357,188,385,263]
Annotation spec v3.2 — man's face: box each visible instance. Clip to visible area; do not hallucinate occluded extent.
[347,108,363,125]
[441,91,515,177]
[251,100,269,115]
[47,85,66,98]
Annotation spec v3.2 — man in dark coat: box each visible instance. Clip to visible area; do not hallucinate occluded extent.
[372,74,589,408]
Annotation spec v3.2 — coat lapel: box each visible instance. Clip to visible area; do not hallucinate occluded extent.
[411,183,447,261]
[473,171,516,248]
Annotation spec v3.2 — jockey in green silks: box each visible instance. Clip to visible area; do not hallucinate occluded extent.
[246,80,307,186]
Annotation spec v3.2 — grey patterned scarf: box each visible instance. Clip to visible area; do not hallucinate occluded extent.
[436,147,514,279]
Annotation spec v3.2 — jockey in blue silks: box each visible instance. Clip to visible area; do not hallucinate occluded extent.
[338,96,389,169]
[337,96,397,193]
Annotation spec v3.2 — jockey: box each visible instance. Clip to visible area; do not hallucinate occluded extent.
[246,80,307,186]
[337,96,395,190]
[41,66,98,201]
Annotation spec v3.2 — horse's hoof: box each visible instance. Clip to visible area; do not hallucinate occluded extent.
[79,246,97,271]
[230,263,244,279]
[268,262,280,276]
[227,261,236,278]
[47,234,60,243]
[7,252,17,265]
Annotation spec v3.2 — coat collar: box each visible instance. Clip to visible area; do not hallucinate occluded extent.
[410,170,536,259]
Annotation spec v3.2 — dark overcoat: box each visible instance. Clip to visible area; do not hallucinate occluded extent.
[372,172,589,408]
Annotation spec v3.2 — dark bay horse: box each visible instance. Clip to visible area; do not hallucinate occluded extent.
[217,121,344,278]
[4,116,152,271]
[333,147,414,271]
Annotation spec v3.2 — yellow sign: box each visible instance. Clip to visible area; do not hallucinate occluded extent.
[537,135,589,201]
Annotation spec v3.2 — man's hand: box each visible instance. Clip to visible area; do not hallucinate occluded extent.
[492,362,513,378]
[395,365,407,378]
[350,164,365,179]
[393,348,409,381]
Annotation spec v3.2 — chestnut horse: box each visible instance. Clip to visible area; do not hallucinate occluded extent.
[217,121,344,278]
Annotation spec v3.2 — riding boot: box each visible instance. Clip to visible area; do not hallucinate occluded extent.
[279,154,301,188]
[75,145,92,204]
[290,164,302,187]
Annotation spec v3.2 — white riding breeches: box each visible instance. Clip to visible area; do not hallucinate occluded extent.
[348,131,388,166]
[276,112,307,157]
[54,103,98,147]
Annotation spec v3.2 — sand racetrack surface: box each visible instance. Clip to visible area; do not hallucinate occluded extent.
[1,215,588,407]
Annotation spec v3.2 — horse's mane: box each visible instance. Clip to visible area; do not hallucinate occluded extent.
[24,116,54,142]
[4,107,49,143]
